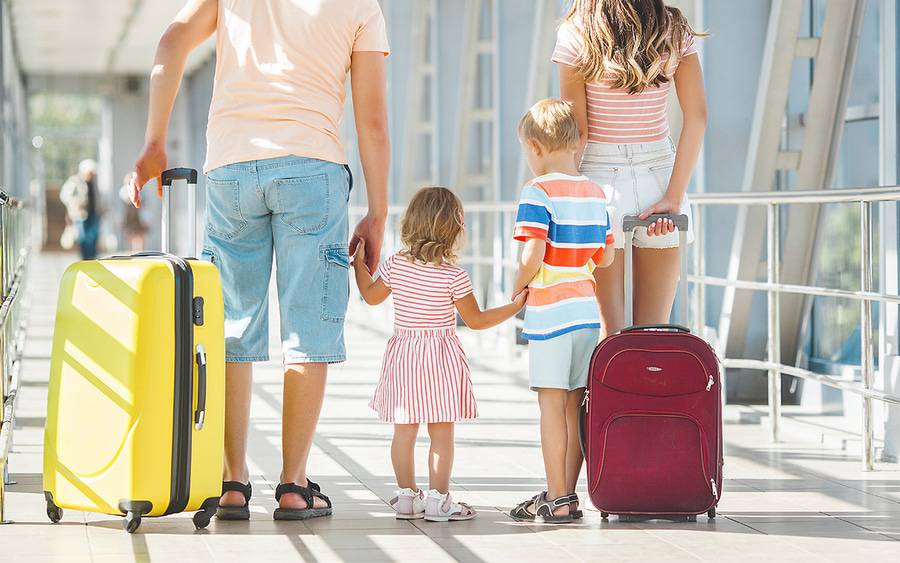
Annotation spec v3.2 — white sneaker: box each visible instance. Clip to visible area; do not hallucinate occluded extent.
[424,489,477,522]
[390,488,425,520]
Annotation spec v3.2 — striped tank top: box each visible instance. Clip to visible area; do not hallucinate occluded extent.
[552,22,698,144]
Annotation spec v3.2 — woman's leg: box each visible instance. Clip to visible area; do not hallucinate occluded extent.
[280,363,330,509]
[596,249,626,337]
[426,423,455,493]
[393,424,420,491]
[633,247,681,325]
[220,362,253,507]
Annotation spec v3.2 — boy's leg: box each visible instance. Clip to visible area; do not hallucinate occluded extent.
[427,423,455,493]
[596,249,626,337]
[221,362,253,506]
[393,424,420,491]
[564,388,585,495]
[537,388,570,515]
[280,363,329,509]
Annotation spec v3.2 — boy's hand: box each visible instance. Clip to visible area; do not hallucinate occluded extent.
[352,238,367,268]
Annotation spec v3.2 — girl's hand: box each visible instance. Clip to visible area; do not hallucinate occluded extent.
[352,238,367,268]
[639,196,682,237]
[512,288,529,308]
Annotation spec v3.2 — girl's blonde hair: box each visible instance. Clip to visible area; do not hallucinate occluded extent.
[400,187,465,266]
[564,0,707,94]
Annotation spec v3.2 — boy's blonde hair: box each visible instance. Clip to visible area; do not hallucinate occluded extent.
[400,187,465,266]
[518,99,581,152]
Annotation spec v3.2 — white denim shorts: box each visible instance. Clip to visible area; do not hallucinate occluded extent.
[580,139,694,249]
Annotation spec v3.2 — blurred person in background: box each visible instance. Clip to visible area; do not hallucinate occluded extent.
[119,173,147,251]
[60,158,102,260]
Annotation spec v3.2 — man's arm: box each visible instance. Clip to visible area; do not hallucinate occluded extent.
[130,0,217,207]
[349,51,391,273]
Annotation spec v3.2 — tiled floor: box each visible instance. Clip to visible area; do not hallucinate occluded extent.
[2,252,900,562]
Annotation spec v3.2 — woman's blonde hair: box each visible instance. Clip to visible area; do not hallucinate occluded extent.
[564,0,707,94]
[400,187,465,266]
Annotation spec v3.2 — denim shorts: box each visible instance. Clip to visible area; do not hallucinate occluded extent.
[580,139,694,249]
[528,328,600,391]
[202,155,351,364]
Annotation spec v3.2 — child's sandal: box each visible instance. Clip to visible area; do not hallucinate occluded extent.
[510,492,574,524]
[390,488,426,520]
[424,490,477,522]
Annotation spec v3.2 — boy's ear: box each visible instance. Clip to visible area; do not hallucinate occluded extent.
[527,138,544,156]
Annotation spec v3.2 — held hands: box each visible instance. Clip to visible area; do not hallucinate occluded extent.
[130,142,168,208]
[350,214,385,274]
[511,287,529,309]
[639,195,681,237]
[352,238,367,269]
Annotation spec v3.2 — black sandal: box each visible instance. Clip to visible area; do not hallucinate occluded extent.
[216,481,252,520]
[273,479,333,521]
[568,493,583,520]
[509,492,574,524]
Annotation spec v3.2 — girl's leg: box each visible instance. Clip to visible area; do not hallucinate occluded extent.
[392,424,420,491]
[596,249,626,337]
[564,389,585,496]
[280,363,330,509]
[426,423,455,493]
[633,247,681,325]
[536,388,570,516]
[221,362,253,507]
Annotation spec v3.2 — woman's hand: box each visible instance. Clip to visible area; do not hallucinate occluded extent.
[639,195,682,237]
[130,142,167,208]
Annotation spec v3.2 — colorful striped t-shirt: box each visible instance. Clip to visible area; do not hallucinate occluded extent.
[513,173,614,341]
[552,22,698,144]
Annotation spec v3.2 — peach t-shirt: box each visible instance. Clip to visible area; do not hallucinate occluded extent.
[204,0,390,173]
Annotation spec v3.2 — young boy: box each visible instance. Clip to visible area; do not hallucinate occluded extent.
[509,99,614,524]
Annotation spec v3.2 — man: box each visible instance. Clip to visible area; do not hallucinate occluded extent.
[130,0,390,520]
[60,158,101,260]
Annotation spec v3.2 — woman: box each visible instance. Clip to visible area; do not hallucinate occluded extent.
[555,0,707,334]
[130,0,391,520]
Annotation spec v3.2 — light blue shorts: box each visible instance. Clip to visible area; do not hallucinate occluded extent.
[202,155,351,364]
[528,328,600,391]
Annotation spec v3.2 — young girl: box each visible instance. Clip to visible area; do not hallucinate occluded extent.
[353,187,526,522]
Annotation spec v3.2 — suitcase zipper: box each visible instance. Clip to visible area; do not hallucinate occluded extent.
[706,375,715,391]
[582,389,590,413]
[711,479,718,500]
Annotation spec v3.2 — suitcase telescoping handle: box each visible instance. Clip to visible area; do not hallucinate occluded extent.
[160,168,200,256]
[622,214,690,329]
[194,344,207,431]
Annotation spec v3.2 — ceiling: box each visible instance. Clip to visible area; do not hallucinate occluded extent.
[9,0,215,76]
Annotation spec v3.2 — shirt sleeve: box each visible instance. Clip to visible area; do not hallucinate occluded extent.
[375,255,393,288]
[681,32,698,58]
[552,21,583,66]
[513,184,553,242]
[449,268,474,301]
[354,0,391,54]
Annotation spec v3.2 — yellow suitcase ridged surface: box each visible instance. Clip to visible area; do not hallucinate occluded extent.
[44,257,225,518]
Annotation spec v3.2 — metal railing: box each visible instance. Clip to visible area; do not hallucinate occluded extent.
[352,184,900,471]
[0,192,31,523]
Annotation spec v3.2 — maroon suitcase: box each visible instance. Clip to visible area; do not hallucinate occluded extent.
[581,214,722,521]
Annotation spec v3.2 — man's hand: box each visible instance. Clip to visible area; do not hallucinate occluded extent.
[350,214,385,274]
[130,142,167,208]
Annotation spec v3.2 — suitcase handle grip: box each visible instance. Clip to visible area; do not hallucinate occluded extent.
[620,324,691,334]
[194,345,207,431]
[161,168,199,187]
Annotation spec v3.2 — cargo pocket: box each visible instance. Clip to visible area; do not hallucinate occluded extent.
[205,178,247,239]
[320,243,350,323]
[201,246,217,265]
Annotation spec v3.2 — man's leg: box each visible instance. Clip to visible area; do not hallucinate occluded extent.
[220,362,253,507]
[279,362,329,509]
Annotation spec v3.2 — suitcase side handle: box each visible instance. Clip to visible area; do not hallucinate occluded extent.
[194,345,207,431]
[620,324,691,334]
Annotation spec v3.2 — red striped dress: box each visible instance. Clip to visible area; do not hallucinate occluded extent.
[369,253,478,424]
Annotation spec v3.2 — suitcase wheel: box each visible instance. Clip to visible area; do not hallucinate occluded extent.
[123,512,142,534]
[46,501,63,524]
[601,512,610,520]
[707,508,717,519]
[193,509,213,530]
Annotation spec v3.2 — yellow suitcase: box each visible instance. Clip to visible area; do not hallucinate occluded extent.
[43,168,225,533]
